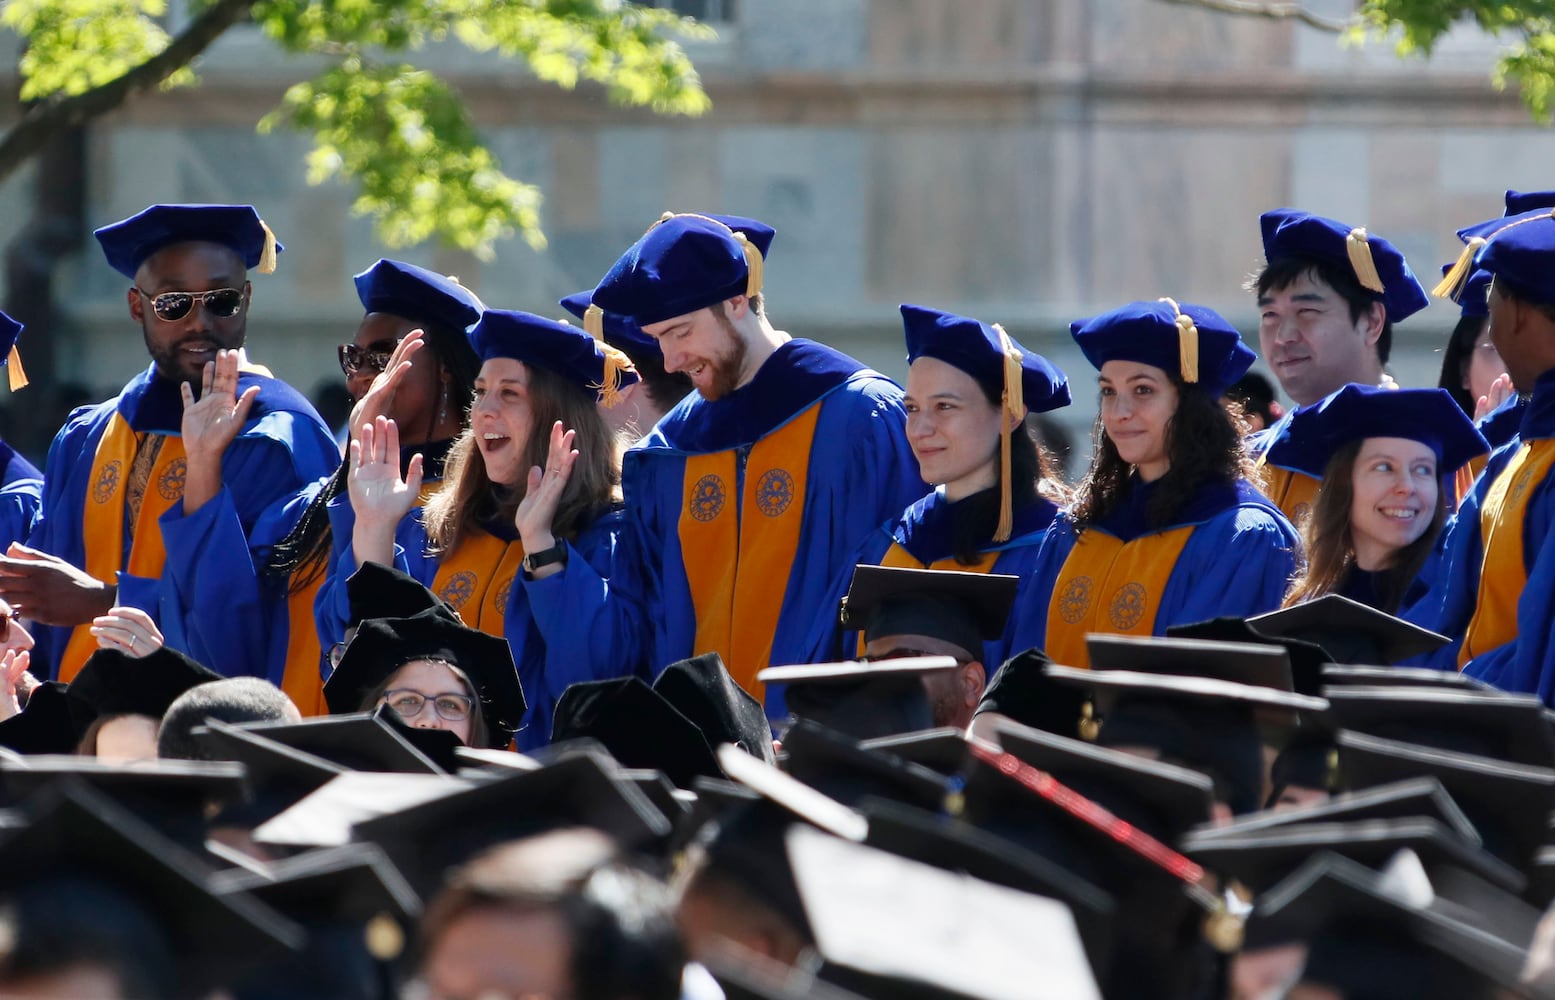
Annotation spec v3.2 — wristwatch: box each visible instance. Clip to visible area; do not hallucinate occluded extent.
[522,541,569,577]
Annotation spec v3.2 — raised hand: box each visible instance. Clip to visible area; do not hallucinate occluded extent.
[348,330,425,444]
[180,348,260,513]
[90,605,165,659]
[1475,372,1516,423]
[514,420,578,569]
[349,415,424,568]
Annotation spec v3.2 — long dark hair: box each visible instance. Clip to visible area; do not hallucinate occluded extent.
[422,362,622,556]
[1070,379,1260,531]
[1283,440,1446,613]
[1437,314,1488,418]
[947,378,1068,565]
[262,322,479,592]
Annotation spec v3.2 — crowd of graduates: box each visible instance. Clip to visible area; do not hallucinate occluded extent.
[0,194,1552,997]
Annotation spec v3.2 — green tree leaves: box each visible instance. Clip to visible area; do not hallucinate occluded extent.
[1,0,711,255]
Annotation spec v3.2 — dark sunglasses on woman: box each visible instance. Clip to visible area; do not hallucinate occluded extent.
[336,341,399,378]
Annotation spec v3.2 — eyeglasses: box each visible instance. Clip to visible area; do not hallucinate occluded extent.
[0,610,13,644]
[326,640,348,671]
[381,688,474,723]
[136,286,245,322]
[337,340,398,378]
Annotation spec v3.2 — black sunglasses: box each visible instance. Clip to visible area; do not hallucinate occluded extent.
[136,287,245,322]
[337,340,398,378]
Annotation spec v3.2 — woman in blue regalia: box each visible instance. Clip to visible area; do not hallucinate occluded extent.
[857,304,1070,667]
[1270,384,1487,614]
[325,309,645,748]
[1013,298,1301,667]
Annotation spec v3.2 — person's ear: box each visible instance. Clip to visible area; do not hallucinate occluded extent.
[127,286,144,323]
[1359,300,1386,347]
[961,661,986,707]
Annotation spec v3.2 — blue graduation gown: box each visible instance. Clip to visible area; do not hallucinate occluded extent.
[0,442,42,553]
[1010,477,1301,658]
[855,487,1059,670]
[315,502,644,751]
[621,339,923,717]
[1401,371,1555,697]
[26,365,340,679]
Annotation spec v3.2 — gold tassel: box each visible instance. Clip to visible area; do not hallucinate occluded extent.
[1159,297,1199,385]
[583,303,635,409]
[1431,238,1485,300]
[256,220,278,275]
[6,347,27,392]
[735,232,764,299]
[992,322,1023,544]
[1078,701,1101,741]
[584,304,606,342]
[1204,901,1246,954]
[1345,228,1385,293]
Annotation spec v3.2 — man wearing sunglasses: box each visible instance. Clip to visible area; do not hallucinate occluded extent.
[0,204,340,684]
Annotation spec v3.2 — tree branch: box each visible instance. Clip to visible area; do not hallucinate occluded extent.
[1157,0,1351,33]
[0,0,259,186]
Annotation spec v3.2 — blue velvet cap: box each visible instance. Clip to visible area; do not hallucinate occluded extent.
[1263,384,1488,479]
[1444,266,1492,320]
[1069,299,1254,396]
[1463,208,1555,306]
[353,259,484,334]
[1504,189,1555,215]
[1259,209,1430,323]
[589,212,777,326]
[94,204,283,279]
[560,290,658,361]
[468,308,639,404]
[900,304,1070,414]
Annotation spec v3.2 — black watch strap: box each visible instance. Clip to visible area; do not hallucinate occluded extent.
[522,541,568,576]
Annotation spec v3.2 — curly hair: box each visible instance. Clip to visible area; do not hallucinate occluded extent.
[1070,378,1260,531]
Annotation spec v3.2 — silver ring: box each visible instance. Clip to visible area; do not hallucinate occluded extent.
[128,635,135,652]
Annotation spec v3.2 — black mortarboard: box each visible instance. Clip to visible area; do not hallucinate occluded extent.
[325,609,526,749]
[652,652,775,762]
[1182,817,1524,897]
[551,676,722,788]
[193,718,346,829]
[66,644,221,731]
[1248,594,1450,665]
[715,742,869,843]
[838,565,1019,659]
[240,712,446,774]
[619,768,693,828]
[213,842,419,1000]
[1339,729,1555,872]
[993,720,1215,842]
[1325,686,1555,767]
[253,772,469,851]
[0,781,301,999]
[375,704,467,773]
[1322,663,1490,690]
[857,796,1116,972]
[351,749,671,894]
[0,755,247,853]
[759,657,955,740]
[0,681,81,755]
[1245,851,1528,997]
[1086,633,1296,693]
[1166,616,1331,696]
[778,719,948,812]
[972,646,1090,739]
[859,728,972,777]
[343,560,457,629]
[786,824,1105,1000]
[1046,665,1328,815]
[1207,777,1482,847]
[451,745,542,773]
